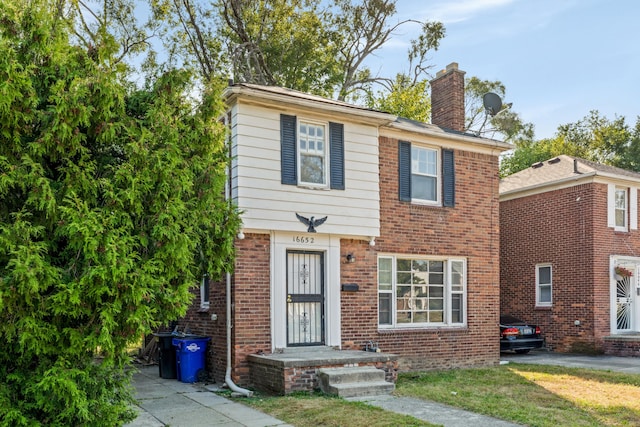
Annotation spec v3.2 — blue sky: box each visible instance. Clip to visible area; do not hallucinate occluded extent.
[370,0,640,139]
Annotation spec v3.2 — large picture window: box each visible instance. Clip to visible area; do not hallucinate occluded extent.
[378,256,466,327]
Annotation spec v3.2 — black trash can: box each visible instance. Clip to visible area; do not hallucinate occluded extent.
[153,333,177,379]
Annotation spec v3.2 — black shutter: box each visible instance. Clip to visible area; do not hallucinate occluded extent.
[281,114,297,185]
[329,122,344,190]
[442,149,455,207]
[398,141,411,202]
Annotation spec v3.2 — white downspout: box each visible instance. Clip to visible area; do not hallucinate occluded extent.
[225,272,253,397]
[223,109,253,397]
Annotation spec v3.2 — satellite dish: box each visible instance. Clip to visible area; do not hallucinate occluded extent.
[483,92,503,116]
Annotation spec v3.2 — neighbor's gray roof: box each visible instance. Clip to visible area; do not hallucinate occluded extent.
[500,154,640,195]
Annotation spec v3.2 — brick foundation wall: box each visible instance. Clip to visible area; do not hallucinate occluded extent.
[603,337,640,357]
[249,360,399,395]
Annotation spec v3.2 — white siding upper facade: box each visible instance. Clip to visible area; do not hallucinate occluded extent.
[227,86,390,239]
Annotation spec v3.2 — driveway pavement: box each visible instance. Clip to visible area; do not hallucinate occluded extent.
[500,349,640,374]
[126,351,639,427]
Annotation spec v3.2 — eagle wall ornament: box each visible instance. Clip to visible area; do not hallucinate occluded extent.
[295,213,328,233]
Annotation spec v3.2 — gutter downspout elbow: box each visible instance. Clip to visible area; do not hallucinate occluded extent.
[225,272,253,397]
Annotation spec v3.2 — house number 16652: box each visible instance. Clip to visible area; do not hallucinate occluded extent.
[293,236,315,244]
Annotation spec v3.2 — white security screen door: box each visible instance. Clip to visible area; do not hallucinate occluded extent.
[615,263,636,332]
[286,250,325,346]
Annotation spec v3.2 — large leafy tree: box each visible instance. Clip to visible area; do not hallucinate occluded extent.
[500,110,640,176]
[0,0,238,424]
[149,0,445,99]
[83,0,531,142]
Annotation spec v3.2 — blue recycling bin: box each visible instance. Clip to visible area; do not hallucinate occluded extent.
[172,336,210,383]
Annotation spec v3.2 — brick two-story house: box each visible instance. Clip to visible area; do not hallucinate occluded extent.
[178,63,512,393]
[501,155,640,356]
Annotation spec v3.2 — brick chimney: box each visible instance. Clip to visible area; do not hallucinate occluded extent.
[430,62,466,132]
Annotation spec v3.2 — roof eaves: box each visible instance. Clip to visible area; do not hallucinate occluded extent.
[386,119,512,152]
[593,170,640,185]
[223,84,397,126]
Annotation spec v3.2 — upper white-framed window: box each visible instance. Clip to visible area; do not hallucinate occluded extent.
[298,120,328,187]
[200,274,210,310]
[608,184,637,231]
[411,145,439,203]
[399,141,455,207]
[280,114,345,190]
[378,255,466,328]
[615,187,628,230]
[536,264,552,307]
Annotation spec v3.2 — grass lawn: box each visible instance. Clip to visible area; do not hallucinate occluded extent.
[396,363,640,426]
[241,363,640,427]
[243,392,438,427]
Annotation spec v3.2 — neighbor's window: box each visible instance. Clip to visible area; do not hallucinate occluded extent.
[200,274,210,310]
[536,264,552,307]
[298,121,327,187]
[378,256,466,327]
[615,187,628,230]
[411,146,438,203]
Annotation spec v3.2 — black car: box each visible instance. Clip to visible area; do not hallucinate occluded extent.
[500,315,544,354]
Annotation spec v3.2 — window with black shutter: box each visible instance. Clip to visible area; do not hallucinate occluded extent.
[398,141,455,206]
[280,115,345,190]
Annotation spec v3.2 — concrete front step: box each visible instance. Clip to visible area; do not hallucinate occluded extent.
[318,367,395,398]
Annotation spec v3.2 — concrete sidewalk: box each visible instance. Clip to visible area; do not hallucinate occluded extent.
[126,352,640,427]
[125,366,292,427]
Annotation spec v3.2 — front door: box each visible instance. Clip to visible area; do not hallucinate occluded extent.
[286,250,325,346]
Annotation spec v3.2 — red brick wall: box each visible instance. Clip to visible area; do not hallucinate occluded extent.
[230,233,272,384]
[500,184,597,352]
[177,276,226,383]
[177,232,271,385]
[340,239,379,350]
[501,182,640,354]
[351,136,502,370]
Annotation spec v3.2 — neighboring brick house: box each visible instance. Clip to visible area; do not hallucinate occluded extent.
[178,63,512,391]
[500,155,640,356]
